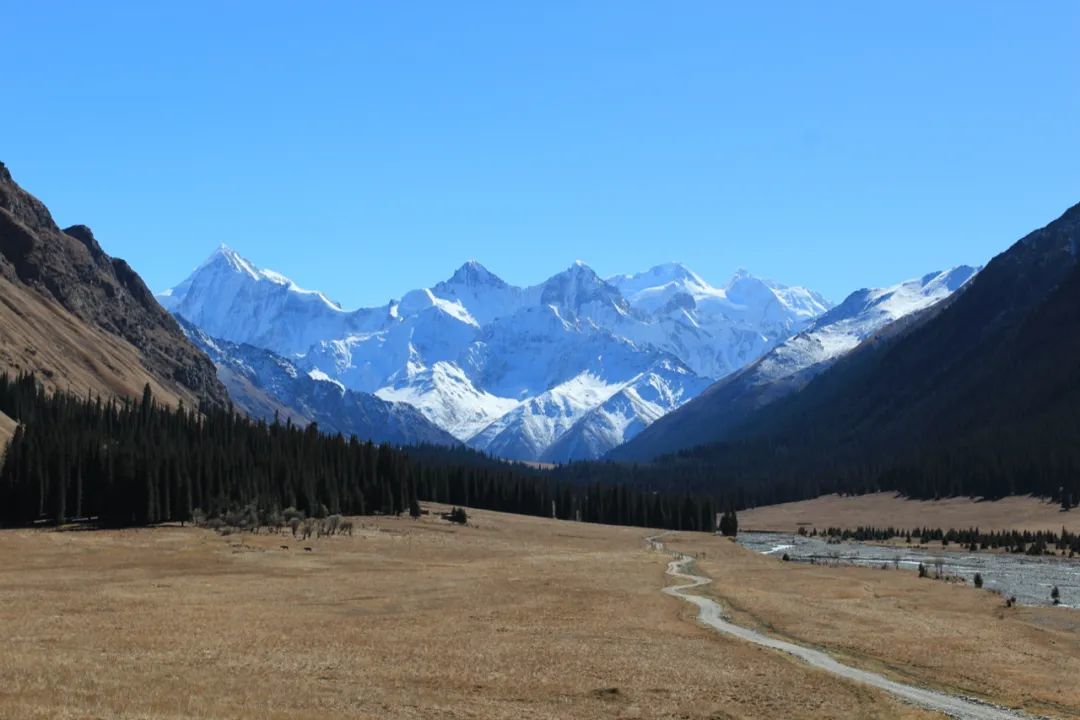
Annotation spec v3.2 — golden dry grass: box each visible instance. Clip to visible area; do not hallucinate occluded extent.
[741,493,1080,533]
[668,533,1080,719]
[0,275,191,407]
[0,506,941,720]
[0,409,15,450]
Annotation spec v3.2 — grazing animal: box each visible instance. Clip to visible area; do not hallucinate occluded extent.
[303,547,313,552]
[279,545,289,550]
[339,520,354,536]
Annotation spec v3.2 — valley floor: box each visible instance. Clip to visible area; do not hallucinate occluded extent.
[741,492,1080,534]
[0,505,1076,719]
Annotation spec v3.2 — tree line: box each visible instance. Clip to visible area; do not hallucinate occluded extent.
[805,525,1080,556]
[0,373,717,532]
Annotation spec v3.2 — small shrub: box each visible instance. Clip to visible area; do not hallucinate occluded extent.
[918,563,928,578]
[443,507,468,525]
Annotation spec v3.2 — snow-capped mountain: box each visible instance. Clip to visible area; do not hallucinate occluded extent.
[609,265,979,461]
[159,249,831,461]
[178,317,458,447]
[606,263,831,378]
[160,245,381,356]
[541,359,711,463]
[750,266,979,384]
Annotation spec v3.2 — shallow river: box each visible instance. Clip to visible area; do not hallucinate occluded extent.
[737,531,1080,608]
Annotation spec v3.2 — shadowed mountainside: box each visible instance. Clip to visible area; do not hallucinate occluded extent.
[0,162,227,408]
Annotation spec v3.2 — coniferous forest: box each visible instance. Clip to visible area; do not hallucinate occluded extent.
[0,373,717,532]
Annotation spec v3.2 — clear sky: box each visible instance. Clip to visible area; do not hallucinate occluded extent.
[3,2,1078,307]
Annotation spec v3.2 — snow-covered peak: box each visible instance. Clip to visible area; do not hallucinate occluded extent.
[607,262,708,298]
[431,261,522,325]
[398,287,479,327]
[156,245,362,354]
[755,265,979,384]
[200,243,261,280]
[813,265,978,332]
[724,270,830,319]
[167,245,344,312]
[442,260,509,289]
[535,261,628,316]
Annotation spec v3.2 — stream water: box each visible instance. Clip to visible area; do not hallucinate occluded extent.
[737,531,1080,608]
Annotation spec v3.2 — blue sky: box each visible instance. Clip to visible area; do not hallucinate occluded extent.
[3,2,1078,306]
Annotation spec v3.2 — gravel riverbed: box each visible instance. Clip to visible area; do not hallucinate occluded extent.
[738,531,1080,607]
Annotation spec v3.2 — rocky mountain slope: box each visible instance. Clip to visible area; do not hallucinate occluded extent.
[611,265,978,460]
[179,319,458,446]
[0,162,227,408]
[161,248,830,460]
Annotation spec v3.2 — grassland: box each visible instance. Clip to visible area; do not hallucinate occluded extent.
[741,492,1080,533]
[0,505,1076,719]
[0,408,15,450]
[668,532,1080,719]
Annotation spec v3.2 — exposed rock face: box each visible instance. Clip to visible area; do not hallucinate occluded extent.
[0,162,227,407]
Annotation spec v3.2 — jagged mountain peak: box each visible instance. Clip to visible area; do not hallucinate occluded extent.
[441,259,509,289]
[608,262,707,292]
[167,244,343,311]
[197,243,262,279]
[538,261,628,314]
[162,245,837,460]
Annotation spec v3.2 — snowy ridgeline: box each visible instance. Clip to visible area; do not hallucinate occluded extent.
[159,246,975,462]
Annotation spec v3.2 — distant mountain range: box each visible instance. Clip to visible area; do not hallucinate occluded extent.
[178,318,459,447]
[159,246,839,460]
[611,265,980,460]
[0,159,995,468]
[598,200,1080,508]
[160,244,987,463]
[4,157,1076,512]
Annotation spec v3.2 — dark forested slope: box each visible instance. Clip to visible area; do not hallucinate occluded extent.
[629,201,1080,505]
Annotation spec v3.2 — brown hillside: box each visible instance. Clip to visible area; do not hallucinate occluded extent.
[0,162,226,408]
[0,410,14,451]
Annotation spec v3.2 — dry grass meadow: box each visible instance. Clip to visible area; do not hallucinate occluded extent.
[668,533,1080,719]
[0,408,14,449]
[0,505,1076,719]
[741,492,1080,534]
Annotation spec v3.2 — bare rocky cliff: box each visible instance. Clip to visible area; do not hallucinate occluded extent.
[0,162,228,407]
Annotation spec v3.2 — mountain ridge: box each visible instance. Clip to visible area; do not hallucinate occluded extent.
[160,247,830,460]
[610,264,979,460]
[626,200,1080,505]
[179,318,459,447]
[0,162,227,409]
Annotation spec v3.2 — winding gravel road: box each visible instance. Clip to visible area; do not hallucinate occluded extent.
[654,538,1041,720]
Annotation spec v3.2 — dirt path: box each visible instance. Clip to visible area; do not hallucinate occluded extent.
[655,539,1040,720]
